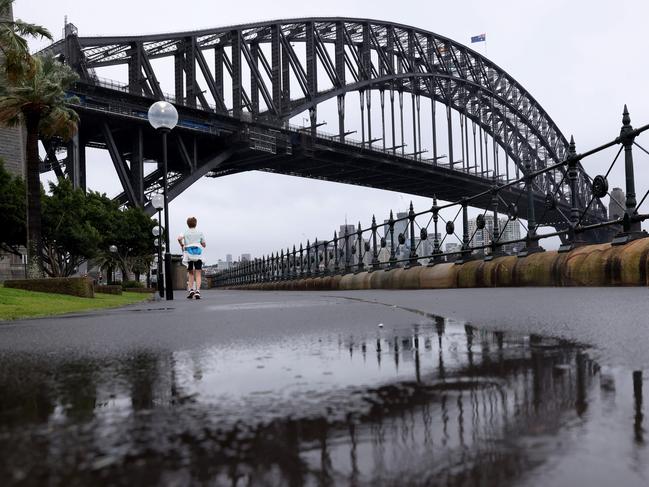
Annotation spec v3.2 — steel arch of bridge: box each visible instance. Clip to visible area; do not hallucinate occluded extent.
[42,17,606,229]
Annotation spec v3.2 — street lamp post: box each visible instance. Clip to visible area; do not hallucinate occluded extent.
[151,193,165,298]
[148,101,179,301]
[109,244,118,284]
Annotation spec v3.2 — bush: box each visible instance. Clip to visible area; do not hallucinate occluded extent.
[5,277,94,298]
[125,287,156,293]
[94,285,123,295]
[121,280,144,289]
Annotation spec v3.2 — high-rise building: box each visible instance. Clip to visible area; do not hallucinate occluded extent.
[445,242,462,260]
[468,215,522,255]
[609,187,625,220]
[338,224,358,266]
[240,253,251,263]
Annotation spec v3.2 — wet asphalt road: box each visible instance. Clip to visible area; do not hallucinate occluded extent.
[1,288,648,368]
[1,288,648,486]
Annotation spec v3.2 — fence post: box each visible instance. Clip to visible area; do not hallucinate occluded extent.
[560,136,587,251]
[407,201,421,267]
[356,222,365,272]
[305,240,311,277]
[323,239,329,274]
[485,185,504,261]
[388,210,397,267]
[429,196,442,265]
[299,244,304,278]
[457,198,473,264]
[613,105,648,244]
[333,231,340,273]
[344,231,351,273]
[519,159,544,257]
[371,215,380,270]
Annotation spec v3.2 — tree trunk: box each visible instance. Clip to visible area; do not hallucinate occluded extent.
[25,113,43,278]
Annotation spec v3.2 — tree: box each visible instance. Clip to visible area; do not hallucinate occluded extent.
[0,0,52,86]
[0,54,79,277]
[0,158,25,255]
[71,190,155,282]
[40,178,101,277]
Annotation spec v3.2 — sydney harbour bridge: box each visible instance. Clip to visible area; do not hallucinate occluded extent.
[39,18,607,239]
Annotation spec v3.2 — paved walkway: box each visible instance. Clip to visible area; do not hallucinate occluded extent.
[1,288,648,368]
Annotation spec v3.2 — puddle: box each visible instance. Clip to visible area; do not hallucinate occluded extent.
[0,314,646,486]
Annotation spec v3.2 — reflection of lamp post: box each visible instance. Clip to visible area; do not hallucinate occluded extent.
[109,244,118,284]
[148,101,178,301]
[151,194,165,298]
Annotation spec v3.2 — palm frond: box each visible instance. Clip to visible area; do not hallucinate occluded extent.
[9,20,52,41]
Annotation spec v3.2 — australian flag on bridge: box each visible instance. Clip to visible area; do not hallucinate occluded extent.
[471,33,486,43]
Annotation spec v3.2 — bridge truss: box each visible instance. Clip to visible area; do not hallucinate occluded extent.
[40,18,607,238]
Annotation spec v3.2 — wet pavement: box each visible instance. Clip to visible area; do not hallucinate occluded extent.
[0,289,647,486]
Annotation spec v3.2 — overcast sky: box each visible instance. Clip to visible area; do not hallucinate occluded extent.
[17,0,649,263]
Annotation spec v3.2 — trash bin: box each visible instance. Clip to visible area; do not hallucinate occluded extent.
[171,254,187,290]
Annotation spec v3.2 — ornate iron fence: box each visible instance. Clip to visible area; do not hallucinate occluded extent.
[214,107,649,287]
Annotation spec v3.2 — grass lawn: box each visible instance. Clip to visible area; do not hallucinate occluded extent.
[0,287,151,321]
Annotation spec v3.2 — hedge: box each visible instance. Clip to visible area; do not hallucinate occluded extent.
[94,284,123,295]
[5,277,95,298]
[125,287,156,293]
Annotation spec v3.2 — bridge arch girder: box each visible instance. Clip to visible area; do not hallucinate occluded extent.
[43,17,604,219]
[281,73,568,199]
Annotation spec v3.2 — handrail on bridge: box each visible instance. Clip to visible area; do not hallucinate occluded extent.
[213,106,649,287]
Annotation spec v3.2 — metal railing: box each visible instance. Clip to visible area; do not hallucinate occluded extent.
[214,106,649,287]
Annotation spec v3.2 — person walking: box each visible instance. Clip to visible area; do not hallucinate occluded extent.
[178,217,206,299]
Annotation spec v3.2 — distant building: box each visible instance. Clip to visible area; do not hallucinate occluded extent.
[468,215,521,255]
[445,242,462,261]
[609,187,625,220]
[226,254,233,264]
[240,253,251,262]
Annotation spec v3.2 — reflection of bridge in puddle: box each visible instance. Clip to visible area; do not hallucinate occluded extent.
[0,315,644,486]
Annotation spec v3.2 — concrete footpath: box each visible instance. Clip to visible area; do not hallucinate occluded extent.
[1,288,647,369]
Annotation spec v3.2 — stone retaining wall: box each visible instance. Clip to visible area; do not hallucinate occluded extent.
[221,239,649,290]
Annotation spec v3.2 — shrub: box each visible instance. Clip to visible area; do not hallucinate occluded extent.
[94,285,123,295]
[125,287,156,293]
[121,280,145,289]
[5,277,94,298]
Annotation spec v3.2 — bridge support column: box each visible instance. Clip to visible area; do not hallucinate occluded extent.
[380,90,386,151]
[337,95,345,142]
[66,131,85,191]
[359,91,365,147]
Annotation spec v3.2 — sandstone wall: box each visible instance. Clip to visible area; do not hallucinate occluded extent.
[220,239,649,291]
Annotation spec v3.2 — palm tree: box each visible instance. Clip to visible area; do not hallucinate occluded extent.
[0,0,52,85]
[0,54,79,276]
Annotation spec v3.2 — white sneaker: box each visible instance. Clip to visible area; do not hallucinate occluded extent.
[187,290,195,299]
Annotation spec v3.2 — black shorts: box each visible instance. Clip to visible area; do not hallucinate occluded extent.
[187,260,202,271]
